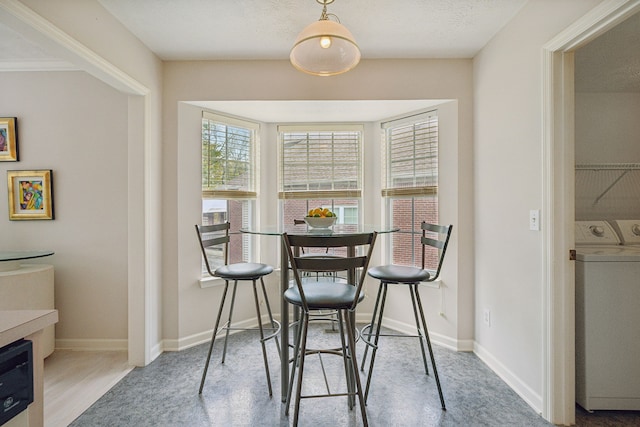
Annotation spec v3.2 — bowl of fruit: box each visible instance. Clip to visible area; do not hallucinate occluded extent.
[304,208,337,228]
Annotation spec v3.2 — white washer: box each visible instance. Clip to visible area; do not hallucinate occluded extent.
[575,220,640,411]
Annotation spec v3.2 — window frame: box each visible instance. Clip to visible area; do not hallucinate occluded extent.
[381,110,439,267]
[278,124,364,226]
[201,111,260,267]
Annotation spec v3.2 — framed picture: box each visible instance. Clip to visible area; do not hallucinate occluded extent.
[7,170,54,220]
[0,117,18,161]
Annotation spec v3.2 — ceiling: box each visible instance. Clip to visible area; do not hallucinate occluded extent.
[574,11,640,93]
[96,0,528,61]
[0,0,638,122]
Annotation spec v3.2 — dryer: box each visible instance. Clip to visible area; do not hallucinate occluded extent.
[575,220,640,411]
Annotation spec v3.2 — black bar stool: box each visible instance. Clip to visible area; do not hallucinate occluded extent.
[283,231,378,427]
[195,222,281,396]
[361,222,452,409]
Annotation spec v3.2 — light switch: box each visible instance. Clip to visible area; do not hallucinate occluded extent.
[529,209,540,231]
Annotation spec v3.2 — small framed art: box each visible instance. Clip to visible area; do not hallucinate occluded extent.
[7,170,54,220]
[0,117,18,161]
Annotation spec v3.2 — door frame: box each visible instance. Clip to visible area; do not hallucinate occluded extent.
[542,0,640,424]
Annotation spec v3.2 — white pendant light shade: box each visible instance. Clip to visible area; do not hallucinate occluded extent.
[290,19,361,76]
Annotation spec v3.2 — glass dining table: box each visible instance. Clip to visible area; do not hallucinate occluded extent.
[241,223,398,402]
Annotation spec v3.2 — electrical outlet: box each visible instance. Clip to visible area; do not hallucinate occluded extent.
[483,308,491,327]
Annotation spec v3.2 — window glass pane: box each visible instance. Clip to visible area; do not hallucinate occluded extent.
[280,128,361,193]
[201,199,252,269]
[279,125,362,231]
[202,118,254,192]
[389,196,439,267]
[282,199,360,225]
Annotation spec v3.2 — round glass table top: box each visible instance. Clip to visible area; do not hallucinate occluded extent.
[0,250,54,262]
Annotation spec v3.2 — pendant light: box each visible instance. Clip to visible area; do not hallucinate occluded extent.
[290,0,361,77]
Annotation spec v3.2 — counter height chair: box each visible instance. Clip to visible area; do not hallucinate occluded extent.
[361,222,452,409]
[283,231,377,427]
[195,222,281,396]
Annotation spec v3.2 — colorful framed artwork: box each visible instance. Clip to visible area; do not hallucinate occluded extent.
[7,170,54,220]
[0,117,18,161]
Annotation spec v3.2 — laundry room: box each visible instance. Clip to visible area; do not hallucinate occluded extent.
[573,10,640,413]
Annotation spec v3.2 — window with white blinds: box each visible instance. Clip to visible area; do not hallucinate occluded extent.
[382,111,439,267]
[201,112,258,265]
[278,125,363,200]
[382,111,438,197]
[202,111,257,199]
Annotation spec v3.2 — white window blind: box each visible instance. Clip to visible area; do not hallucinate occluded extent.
[382,111,438,197]
[278,125,363,199]
[202,112,258,199]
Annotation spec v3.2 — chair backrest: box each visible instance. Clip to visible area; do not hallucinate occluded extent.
[283,232,378,311]
[195,222,231,276]
[421,222,453,282]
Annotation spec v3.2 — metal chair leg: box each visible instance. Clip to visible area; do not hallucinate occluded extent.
[221,280,239,364]
[259,277,281,360]
[344,309,369,426]
[336,311,354,409]
[285,312,305,416]
[363,283,388,403]
[361,282,384,369]
[199,280,230,394]
[413,284,446,410]
[291,313,310,427]
[409,284,430,375]
[252,279,273,397]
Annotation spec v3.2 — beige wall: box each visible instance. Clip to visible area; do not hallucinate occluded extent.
[0,71,128,345]
[8,0,165,364]
[162,59,475,349]
[473,0,602,411]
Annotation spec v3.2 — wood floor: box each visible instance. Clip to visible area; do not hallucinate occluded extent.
[43,350,133,427]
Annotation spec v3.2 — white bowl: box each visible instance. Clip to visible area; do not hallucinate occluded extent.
[304,216,337,228]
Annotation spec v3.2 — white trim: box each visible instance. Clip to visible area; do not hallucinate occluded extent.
[55,339,129,352]
[0,0,148,95]
[162,316,276,352]
[372,316,473,352]
[541,0,640,424]
[0,59,75,71]
[474,341,544,415]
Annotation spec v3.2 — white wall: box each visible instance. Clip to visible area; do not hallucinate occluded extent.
[575,92,640,220]
[575,93,640,163]
[473,0,601,412]
[0,71,128,346]
[162,59,475,350]
[7,0,165,364]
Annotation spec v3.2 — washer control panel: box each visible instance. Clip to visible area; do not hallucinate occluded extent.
[575,221,621,245]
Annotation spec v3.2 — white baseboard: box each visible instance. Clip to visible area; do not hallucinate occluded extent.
[473,341,543,415]
[55,338,128,351]
[373,315,474,351]
[163,315,276,352]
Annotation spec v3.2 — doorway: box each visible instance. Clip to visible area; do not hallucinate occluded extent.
[543,0,640,424]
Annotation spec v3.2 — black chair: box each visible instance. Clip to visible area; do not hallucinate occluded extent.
[361,222,452,409]
[195,222,281,396]
[283,231,378,427]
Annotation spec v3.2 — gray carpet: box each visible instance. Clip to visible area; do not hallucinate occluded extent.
[69,323,638,426]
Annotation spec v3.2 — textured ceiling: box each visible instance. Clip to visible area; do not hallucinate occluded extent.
[575,12,640,93]
[0,1,637,95]
[97,0,528,60]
